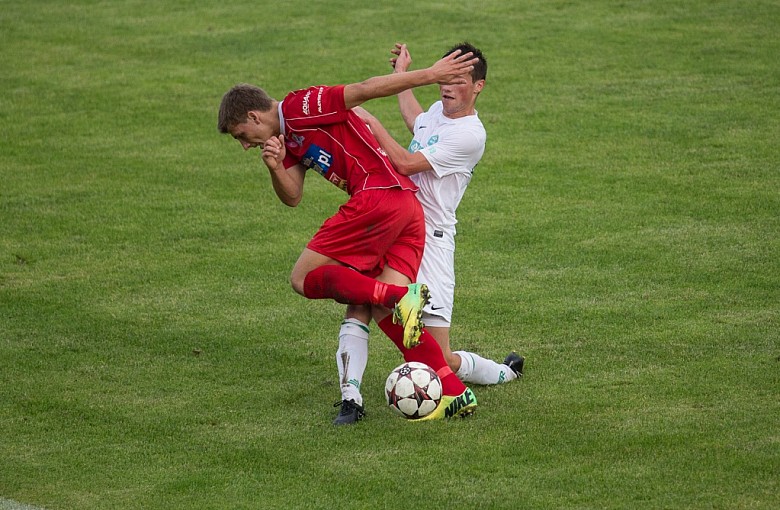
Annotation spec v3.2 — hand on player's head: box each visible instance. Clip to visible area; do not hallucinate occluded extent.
[430,49,478,85]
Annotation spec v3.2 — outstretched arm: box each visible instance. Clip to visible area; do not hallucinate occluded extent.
[343,49,476,110]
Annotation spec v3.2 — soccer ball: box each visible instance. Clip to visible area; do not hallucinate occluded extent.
[385,362,442,419]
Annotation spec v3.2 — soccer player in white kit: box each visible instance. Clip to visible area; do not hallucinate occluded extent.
[333,42,525,425]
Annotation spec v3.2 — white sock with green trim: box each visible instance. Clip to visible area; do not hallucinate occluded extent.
[336,318,370,406]
[454,351,517,385]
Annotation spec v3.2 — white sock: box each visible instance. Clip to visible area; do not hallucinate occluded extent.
[336,318,370,406]
[455,351,517,385]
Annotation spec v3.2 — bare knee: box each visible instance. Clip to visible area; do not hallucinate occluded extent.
[289,248,338,297]
[289,270,307,296]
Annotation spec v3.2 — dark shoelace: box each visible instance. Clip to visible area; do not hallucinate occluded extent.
[334,400,364,417]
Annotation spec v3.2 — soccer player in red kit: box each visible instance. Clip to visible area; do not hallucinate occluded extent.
[217,50,479,422]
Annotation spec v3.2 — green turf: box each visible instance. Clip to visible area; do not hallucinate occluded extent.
[1,0,778,508]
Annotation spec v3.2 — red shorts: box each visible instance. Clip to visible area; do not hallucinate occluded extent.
[307,188,424,281]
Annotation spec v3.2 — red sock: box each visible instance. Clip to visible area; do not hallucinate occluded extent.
[377,315,467,396]
[303,265,407,307]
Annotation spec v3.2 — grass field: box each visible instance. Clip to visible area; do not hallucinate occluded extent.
[1,0,778,508]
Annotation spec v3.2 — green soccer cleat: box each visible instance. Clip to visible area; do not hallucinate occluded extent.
[415,387,478,421]
[392,283,430,349]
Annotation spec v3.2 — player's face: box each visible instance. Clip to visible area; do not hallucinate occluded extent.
[439,74,484,118]
[229,112,274,150]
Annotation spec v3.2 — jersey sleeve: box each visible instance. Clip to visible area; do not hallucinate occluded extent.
[282,85,348,128]
[282,152,301,170]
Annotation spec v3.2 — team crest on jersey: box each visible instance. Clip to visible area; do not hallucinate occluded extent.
[408,134,439,154]
[288,134,305,148]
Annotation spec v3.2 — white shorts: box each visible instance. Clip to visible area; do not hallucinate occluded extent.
[417,239,455,327]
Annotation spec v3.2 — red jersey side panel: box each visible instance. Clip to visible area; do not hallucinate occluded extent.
[280,85,417,195]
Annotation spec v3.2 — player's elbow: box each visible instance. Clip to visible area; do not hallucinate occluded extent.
[391,151,429,176]
[394,163,414,176]
[274,186,302,207]
[283,195,302,207]
[393,157,420,176]
[276,191,302,207]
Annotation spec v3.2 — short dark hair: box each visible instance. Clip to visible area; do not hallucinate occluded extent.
[444,42,487,82]
[217,84,274,133]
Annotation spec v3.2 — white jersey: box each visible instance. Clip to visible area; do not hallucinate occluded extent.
[410,101,486,324]
[409,101,486,251]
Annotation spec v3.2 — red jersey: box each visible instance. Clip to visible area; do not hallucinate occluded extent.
[280,85,417,195]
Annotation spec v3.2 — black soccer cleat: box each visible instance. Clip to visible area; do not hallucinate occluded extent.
[333,399,365,425]
[504,352,525,378]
